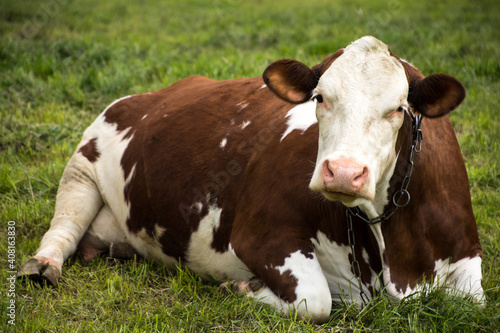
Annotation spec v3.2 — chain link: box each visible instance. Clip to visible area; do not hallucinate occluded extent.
[345,111,422,306]
[346,209,370,305]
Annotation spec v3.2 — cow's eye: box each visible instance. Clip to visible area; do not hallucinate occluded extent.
[314,94,324,103]
[397,106,407,112]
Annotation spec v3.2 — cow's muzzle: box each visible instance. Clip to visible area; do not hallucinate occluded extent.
[321,158,369,198]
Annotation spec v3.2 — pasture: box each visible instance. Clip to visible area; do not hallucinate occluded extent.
[1,0,499,331]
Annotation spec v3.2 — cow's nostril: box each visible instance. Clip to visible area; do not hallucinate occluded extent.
[352,166,369,189]
[322,160,334,182]
[354,167,368,181]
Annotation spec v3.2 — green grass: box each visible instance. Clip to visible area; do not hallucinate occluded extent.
[1,0,499,331]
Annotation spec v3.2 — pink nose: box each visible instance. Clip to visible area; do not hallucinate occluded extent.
[321,159,369,195]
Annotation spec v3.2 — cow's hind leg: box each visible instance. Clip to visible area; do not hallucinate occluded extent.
[17,153,103,287]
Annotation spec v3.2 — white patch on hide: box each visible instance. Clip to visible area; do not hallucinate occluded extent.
[220,138,228,149]
[236,101,249,111]
[239,121,251,129]
[312,232,372,304]
[280,101,318,141]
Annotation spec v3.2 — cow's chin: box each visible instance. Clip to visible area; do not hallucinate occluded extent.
[320,190,374,208]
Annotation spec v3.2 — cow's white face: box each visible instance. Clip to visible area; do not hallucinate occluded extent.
[308,37,409,209]
[264,35,466,215]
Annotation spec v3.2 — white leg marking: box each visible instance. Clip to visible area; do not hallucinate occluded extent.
[384,256,484,302]
[435,256,485,302]
[186,206,251,281]
[253,250,332,322]
[369,222,484,303]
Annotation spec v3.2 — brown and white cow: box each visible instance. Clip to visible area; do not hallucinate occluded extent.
[19,36,483,322]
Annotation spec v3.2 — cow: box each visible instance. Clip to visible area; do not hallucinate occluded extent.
[18,36,483,323]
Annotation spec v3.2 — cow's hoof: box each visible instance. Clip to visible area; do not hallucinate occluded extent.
[248,277,265,291]
[218,281,235,295]
[17,258,60,287]
[218,277,265,295]
[40,264,60,287]
[17,258,42,280]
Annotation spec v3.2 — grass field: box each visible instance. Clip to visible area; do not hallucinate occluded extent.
[1,0,499,331]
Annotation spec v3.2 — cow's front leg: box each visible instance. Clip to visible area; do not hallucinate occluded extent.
[227,247,332,323]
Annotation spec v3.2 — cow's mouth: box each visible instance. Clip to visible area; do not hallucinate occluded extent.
[321,190,358,205]
[320,189,373,207]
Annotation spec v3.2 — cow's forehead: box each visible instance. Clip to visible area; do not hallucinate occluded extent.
[317,37,408,105]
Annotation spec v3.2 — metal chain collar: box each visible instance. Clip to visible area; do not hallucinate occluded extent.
[345,112,423,305]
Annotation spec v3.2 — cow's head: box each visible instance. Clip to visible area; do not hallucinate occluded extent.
[263,36,465,211]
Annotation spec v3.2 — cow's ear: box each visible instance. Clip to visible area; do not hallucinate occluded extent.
[263,59,318,104]
[409,73,466,118]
